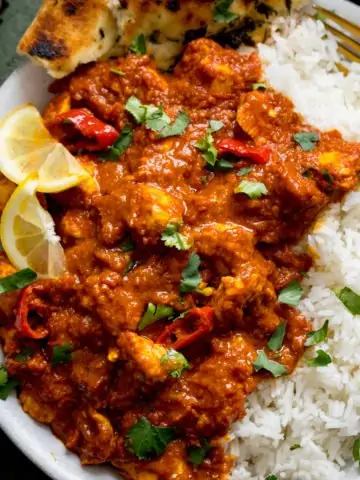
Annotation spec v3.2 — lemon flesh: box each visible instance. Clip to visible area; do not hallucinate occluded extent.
[0,177,66,278]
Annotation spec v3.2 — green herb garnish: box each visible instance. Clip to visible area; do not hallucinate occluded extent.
[0,364,8,386]
[213,0,238,23]
[321,170,334,183]
[157,111,190,138]
[237,166,253,176]
[124,260,136,274]
[252,82,267,90]
[278,280,303,306]
[253,351,288,377]
[100,123,133,161]
[0,268,37,294]
[290,444,301,451]
[15,348,33,363]
[51,344,73,366]
[305,320,329,347]
[0,364,19,401]
[234,180,268,199]
[161,223,190,251]
[209,120,224,133]
[353,438,360,464]
[126,417,177,459]
[305,349,332,367]
[265,476,277,480]
[336,287,360,314]
[188,439,213,466]
[293,132,320,151]
[160,348,189,378]
[195,131,218,167]
[110,68,125,76]
[120,236,135,252]
[180,252,202,294]
[267,322,286,351]
[129,34,146,54]
[138,303,174,331]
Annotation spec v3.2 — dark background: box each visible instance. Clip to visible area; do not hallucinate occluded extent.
[0,0,359,479]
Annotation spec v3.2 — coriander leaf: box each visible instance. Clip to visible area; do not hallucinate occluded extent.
[214,158,234,171]
[15,348,33,363]
[160,348,189,378]
[100,123,133,161]
[195,131,218,167]
[293,132,320,152]
[51,344,73,366]
[188,439,212,466]
[265,476,277,480]
[209,120,224,133]
[253,350,288,378]
[125,96,146,123]
[0,364,8,386]
[200,176,208,185]
[278,280,303,306]
[161,223,191,251]
[336,286,360,314]
[252,82,267,90]
[157,111,190,138]
[124,260,136,274]
[144,105,170,132]
[120,236,135,252]
[267,322,286,351]
[353,438,360,462]
[234,180,268,199]
[290,444,301,451]
[138,303,174,331]
[321,170,334,183]
[305,349,332,367]
[0,268,37,294]
[130,34,146,54]
[305,320,329,347]
[126,416,177,459]
[0,378,19,401]
[180,252,202,293]
[110,68,125,76]
[213,0,238,23]
[237,166,253,176]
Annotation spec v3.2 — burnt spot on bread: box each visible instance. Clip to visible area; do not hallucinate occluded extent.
[28,33,67,60]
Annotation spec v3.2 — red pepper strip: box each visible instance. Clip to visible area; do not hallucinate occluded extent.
[57,108,119,150]
[156,306,214,350]
[15,286,48,339]
[217,138,272,165]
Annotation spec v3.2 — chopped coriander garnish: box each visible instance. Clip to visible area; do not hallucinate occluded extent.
[51,344,73,366]
[353,438,360,463]
[321,170,334,183]
[265,476,277,480]
[213,0,238,23]
[110,68,125,76]
[129,33,146,54]
[278,280,303,306]
[200,176,208,185]
[120,236,135,252]
[234,180,268,199]
[157,111,190,138]
[253,350,288,377]
[180,252,202,294]
[161,223,190,251]
[267,322,286,351]
[209,120,224,133]
[138,303,174,331]
[99,123,133,161]
[188,439,212,466]
[305,349,332,367]
[305,320,329,347]
[290,444,301,451]
[0,364,8,386]
[160,348,189,378]
[145,105,170,132]
[126,417,177,459]
[15,348,33,363]
[336,287,360,314]
[124,260,136,274]
[125,96,146,123]
[195,131,218,167]
[0,364,19,400]
[0,268,37,294]
[252,82,267,90]
[237,166,253,176]
[293,132,320,151]
[215,158,234,171]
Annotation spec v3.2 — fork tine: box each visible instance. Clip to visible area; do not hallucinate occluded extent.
[313,5,360,39]
[338,43,360,64]
[324,23,360,58]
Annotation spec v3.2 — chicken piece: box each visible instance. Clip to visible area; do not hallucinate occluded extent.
[59,209,96,242]
[75,408,116,464]
[20,388,56,424]
[117,332,170,384]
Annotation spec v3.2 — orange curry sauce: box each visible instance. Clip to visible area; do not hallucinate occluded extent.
[1,39,360,479]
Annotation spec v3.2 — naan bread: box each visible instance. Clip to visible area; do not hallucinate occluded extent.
[18,0,309,78]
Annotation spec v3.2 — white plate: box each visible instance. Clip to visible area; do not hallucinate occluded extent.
[0,1,359,478]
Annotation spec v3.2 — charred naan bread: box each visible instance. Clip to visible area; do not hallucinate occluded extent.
[18,0,308,78]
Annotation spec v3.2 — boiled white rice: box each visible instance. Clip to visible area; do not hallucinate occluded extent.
[230,15,360,480]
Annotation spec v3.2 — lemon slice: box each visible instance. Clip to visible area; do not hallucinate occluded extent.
[0,177,66,278]
[0,105,89,193]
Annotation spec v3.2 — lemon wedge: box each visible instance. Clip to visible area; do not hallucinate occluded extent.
[0,105,89,193]
[0,177,66,278]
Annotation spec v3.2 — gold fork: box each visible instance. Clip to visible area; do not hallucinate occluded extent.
[312,4,360,70]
